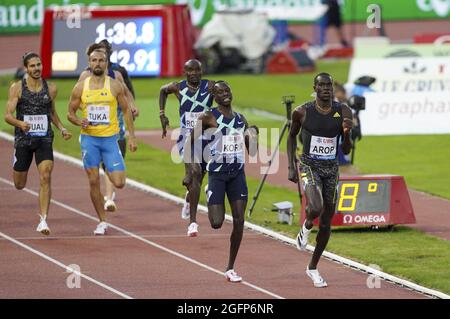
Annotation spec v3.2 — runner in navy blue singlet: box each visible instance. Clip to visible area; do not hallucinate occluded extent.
[185,81,259,282]
[159,59,215,237]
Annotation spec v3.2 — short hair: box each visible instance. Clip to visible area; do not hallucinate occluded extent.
[213,80,229,89]
[22,52,40,67]
[90,49,107,58]
[314,72,332,86]
[86,43,103,56]
[98,39,112,54]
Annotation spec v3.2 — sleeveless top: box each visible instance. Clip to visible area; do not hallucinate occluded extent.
[15,78,53,147]
[206,108,246,172]
[300,100,343,164]
[80,76,119,137]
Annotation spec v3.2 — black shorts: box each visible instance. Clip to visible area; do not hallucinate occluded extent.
[206,169,248,206]
[13,140,53,172]
[101,138,126,171]
[299,156,339,207]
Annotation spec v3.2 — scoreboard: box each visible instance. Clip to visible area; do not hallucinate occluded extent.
[300,175,416,227]
[40,5,194,78]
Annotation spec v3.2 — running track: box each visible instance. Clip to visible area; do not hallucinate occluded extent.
[0,138,427,299]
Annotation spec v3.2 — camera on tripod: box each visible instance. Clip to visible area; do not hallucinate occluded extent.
[347,95,365,111]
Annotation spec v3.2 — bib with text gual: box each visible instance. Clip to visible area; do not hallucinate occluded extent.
[309,135,337,160]
[24,114,48,136]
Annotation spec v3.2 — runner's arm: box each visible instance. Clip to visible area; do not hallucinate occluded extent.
[48,83,72,140]
[67,82,87,128]
[115,80,137,152]
[115,71,138,118]
[4,81,30,132]
[159,81,179,138]
[287,106,304,183]
[341,103,353,155]
[242,114,259,156]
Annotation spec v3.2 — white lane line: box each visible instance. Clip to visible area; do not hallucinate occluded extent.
[0,230,132,299]
[2,131,448,299]
[0,177,284,299]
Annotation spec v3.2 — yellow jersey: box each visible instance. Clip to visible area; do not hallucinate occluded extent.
[80,76,119,137]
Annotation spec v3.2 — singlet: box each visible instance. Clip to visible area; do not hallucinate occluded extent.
[15,78,53,147]
[85,65,125,139]
[206,108,246,172]
[80,76,119,137]
[177,79,213,136]
[300,100,344,163]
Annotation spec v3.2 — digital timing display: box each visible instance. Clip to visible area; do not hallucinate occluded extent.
[335,180,391,214]
[52,17,162,77]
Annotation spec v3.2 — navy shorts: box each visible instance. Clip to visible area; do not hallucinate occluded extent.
[13,140,53,172]
[206,169,248,206]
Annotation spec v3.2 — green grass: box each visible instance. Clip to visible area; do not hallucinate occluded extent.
[353,135,450,199]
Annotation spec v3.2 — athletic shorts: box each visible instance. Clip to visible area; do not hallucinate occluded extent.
[206,169,248,206]
[299,158,339,207]
[80,134,125,172]
[101,138,126,171]
[13,139,53,172]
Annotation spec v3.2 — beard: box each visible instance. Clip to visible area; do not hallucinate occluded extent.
[93,68,104,76]
[29,71,41,79]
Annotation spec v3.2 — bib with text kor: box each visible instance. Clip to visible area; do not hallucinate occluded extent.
[222,134,244,156]
[24,114,48,136]
[309,135,337,160]
[87,105,110,125]
[184,112,202,129]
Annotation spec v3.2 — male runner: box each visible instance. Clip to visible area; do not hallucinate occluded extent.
[4,52,72,235]
[159,59,214,236]
[185,81,258,282]
[67,49,137,235]
[287,72,353,287]
[79,41,139,212]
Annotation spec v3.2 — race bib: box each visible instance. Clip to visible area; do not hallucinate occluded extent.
[184,112,202,129]
[309,135,337,160]
[222,134,244,156]
[87,105,110,125]
[24,114,48,136]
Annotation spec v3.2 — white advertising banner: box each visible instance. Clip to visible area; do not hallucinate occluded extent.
[359,92,450,135]
[348,57,450,135]
[348,58,450,93]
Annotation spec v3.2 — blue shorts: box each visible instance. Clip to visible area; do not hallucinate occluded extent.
[206,169,248,206]
[80,134,125,172]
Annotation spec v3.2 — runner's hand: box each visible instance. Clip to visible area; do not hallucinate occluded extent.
[81,118,89,129]
[288,167,299,183]
[131,107,139,119]
[20,121,31,132]
[61,128,72,140]
[160,114,169,138]
[128,136,137,152]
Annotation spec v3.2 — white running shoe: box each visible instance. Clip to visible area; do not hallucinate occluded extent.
[36,216,50,236]
[306,266,328,288]
[187,222,198,237]
[225,269,242,283]
[104,199,117,212]
[94,221,108,235]
[296,221,312,251]
[181,201,190,220]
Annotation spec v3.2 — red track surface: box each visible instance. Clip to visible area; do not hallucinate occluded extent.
[0,138,427,299]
